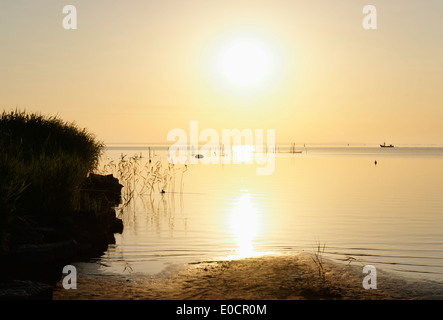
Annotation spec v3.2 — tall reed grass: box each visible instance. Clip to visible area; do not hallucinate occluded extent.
[312,241,327,282]
[98,152,187,214]
[0,110,104,251]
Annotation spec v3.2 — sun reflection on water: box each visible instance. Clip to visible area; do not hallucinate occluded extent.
[227,191,271,259]
[232,145,255,163]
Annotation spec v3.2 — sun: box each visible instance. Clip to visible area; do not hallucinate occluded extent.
[205,32,283,95]
[218,39,273,86]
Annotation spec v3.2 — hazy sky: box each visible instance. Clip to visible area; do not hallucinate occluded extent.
[1,0,443,145]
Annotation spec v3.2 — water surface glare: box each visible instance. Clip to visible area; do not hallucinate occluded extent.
[90,146,443,282]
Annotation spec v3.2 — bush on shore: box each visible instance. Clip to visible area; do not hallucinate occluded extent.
[0,110,104,251]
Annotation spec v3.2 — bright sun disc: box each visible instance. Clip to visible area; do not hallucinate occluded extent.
[218,39,272,86]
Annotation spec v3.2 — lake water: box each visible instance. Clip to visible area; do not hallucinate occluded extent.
[84,145,443,282]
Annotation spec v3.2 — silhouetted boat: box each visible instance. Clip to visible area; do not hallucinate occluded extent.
[380,142,394,148]
[195,154,204,159]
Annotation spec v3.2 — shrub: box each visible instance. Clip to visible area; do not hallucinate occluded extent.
[0,110,104,250]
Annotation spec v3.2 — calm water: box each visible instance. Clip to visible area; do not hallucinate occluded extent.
[85,145,443,282]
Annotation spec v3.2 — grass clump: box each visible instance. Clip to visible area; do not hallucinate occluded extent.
[0,110,104,251]
[99,152,187,212]
[312,241,327,282]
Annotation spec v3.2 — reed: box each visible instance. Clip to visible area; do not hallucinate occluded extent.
[98,152,187,213]
[0,110,104,251]
[1,110,103,169]
[312,241,327,282]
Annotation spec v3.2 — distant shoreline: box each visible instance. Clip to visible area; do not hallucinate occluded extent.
[103,144,443,152]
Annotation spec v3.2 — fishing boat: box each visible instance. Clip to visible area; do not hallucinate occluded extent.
[380,142,394,148]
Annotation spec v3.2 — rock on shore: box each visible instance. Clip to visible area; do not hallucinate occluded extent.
[0,174,124,300]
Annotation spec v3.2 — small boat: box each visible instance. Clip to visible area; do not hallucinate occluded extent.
[380,142,394,148]
[195,154,204,159]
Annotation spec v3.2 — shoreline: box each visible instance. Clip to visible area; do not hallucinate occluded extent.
[52,252,443,300]
[0,173,124,300]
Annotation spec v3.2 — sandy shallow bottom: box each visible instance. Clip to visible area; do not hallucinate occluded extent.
[53,253,443,300]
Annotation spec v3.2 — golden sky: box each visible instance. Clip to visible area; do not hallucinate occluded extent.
[1,0,443,145]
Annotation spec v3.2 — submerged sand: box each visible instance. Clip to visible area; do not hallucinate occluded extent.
[53,252,443,300]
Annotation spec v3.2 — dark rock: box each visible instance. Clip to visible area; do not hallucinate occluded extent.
[0,173,124,296]
[82,173,123,207]
[0,280,53,300]
[95,208,124,242]
[0,240,79,283]
[9,226,66,246]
